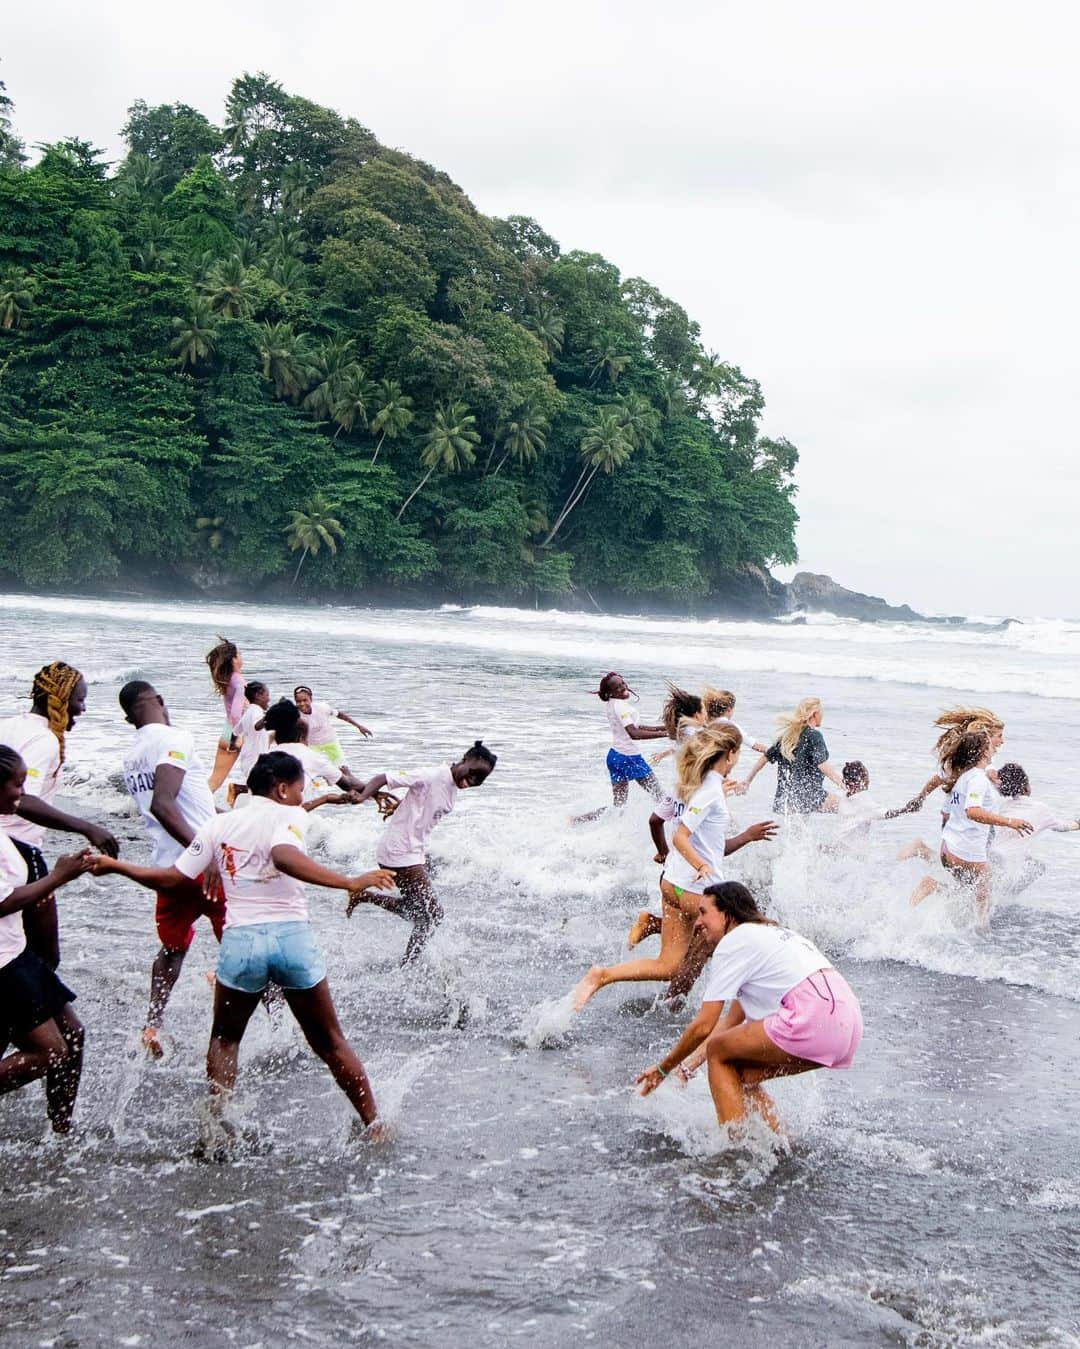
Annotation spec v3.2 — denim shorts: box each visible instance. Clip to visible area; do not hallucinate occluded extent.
[217,921,327,994]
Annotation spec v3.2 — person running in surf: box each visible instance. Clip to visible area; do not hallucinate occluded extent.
[206,638,246,792]
[226,680,272,807]
[636,882,862,1133]
[118,680,221,1058]
[262,700,368,802]
[92,750,395,1141]
[0,746,93,1134]
[737,697,845,813]
[987,762,1080,895]
[574,672,667,822]
[0,661,120,969]
[293,686,372,768]
[345,742,497,964]
[573,724,776,1011]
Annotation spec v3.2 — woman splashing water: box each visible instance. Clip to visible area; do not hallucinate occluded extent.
[636,883,862,1133]
[574,672,667,822]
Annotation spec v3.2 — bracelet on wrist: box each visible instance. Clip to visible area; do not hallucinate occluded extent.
[656,1065,668,1079]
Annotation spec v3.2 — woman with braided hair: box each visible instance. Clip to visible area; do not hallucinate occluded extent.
[0,662,119,969]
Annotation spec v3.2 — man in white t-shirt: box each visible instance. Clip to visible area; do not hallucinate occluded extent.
[118,680,221,1057]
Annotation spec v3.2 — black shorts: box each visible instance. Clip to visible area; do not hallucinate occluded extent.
[0,948,76,1045]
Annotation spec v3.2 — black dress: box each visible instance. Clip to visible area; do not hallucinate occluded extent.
[765,727,829,813]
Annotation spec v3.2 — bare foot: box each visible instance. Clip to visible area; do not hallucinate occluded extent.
[203,969,216,990]
[627,910,660,949]
[571,966,605,1011]
[909,876,939,907]
[141,1025,164,1060]
[345,891,364,919]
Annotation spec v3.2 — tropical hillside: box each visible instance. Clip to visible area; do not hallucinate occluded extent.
[0,73,799,604]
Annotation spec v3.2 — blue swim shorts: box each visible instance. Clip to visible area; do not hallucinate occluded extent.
[607,748,653,784]
[217,921,327,994]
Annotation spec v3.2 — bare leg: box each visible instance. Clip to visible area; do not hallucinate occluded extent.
[572,779,628,824]
[908,875,940,907]
[0,1019,70,1103]
[627,910,662,948]
[284,980,378,1126]
[144,945,188,1056]
[897,838,934,862]
[347,865,442,965]
[22,896,60,971]
[572,897,693,1010]
[705,1019,818,1126]
[666,926,712,1000]
[208,741,240,793]
[206,981,262,1111]
[44,1005,84,1134]
[634,773,666,803]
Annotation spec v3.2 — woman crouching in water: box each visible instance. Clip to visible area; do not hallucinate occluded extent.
[636,882,862,1132]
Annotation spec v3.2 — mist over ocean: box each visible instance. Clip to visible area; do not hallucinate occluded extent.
[2,593,1079,1346]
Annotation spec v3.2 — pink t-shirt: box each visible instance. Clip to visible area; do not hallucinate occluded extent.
[224,673,246,731]
[174,795,310,927]
[376,765,459,867]
[0,830,29,968]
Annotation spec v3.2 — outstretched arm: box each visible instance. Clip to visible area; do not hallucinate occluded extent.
[336,711,372,737]
[885,775,944,819]
[740,753,769,789]
[270,844,394,894]
[649,812,669,861]
[348,772,390,808]
[90,855,188,892]
[636,1001,724,1094]
[15,794,120,857]
[0,851,93,917]
[819,759,846,790]
[725,820,778,855]
[626,724,668,742]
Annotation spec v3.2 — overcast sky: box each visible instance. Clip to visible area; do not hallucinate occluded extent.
[4,1,1077,616]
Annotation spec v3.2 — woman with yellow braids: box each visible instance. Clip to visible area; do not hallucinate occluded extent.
[0,662,119,968]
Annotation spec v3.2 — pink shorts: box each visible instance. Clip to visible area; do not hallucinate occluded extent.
[762,968,862,1069]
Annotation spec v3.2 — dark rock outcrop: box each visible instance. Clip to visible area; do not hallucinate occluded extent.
[785,572,927,623]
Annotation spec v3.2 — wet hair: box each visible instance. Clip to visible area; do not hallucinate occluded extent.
[933,707,1002,772]
[0,745,25,785]
[205,637,239,697]
[949,731,991,777]
[997,762,1030,798]
[263,699,305,745]
[592,672,627,702]
[702,687,736,719]
[247,750,304,797]
[30,661,84,764]
[702,881,775,927]
[776,697,822,761]
[462,740,497,769]
[118,679,155,719]
[244,680,268,701]
[674,722,742,802]
[293,685,313,699]
[843,761,869,792]
[661,684,702,740]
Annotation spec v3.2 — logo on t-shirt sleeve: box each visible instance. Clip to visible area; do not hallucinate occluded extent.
[287,825,302,841]
[167,749,187,762]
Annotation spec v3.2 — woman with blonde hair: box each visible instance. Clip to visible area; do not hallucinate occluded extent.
[572,723,776,1011]
[738,697,844,813]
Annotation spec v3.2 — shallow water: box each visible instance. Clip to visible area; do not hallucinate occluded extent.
[1,595,1079,1346]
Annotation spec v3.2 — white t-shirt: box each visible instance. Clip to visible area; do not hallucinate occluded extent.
[0,712,61,846]
[941,767,993,863]
[122,723,216,866]
[280,742,340,800]
[664,774,731,891]
[989,796,1072,860]
[175,795,310,927]
[710,716,758,749]
[606,699,641,756]
[234,704,271,781]
[837,792,886,840]
[377,765,458,867]
[0,830,28,969]
[702,922,831,1021]
[302,700,339,747]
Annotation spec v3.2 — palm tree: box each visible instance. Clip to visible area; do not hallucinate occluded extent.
[492,411,548,475]
[588,344,630,386]
[330,368,370,442]
[200,254,256,319]
[542,409,634,545]
[690,349,728,405]
[396,400,480,520]
[284,493,344,584]
[368,379,415,461]
[279,162,313,215]
[614,393,660,451]
[170,300,217,370]
[0,269,33,330]
[303,337,361,421]
[258,321,316,401]
[268,255,307,297]
[523,302,565,358]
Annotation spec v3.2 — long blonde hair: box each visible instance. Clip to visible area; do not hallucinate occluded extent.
[933,706,1003,776]
[775,696,822,761]
[674,722,742,801]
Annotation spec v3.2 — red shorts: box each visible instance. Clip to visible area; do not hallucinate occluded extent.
[155,880,227,953]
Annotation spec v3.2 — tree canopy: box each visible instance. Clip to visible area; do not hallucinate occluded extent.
[0,75,799,606]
